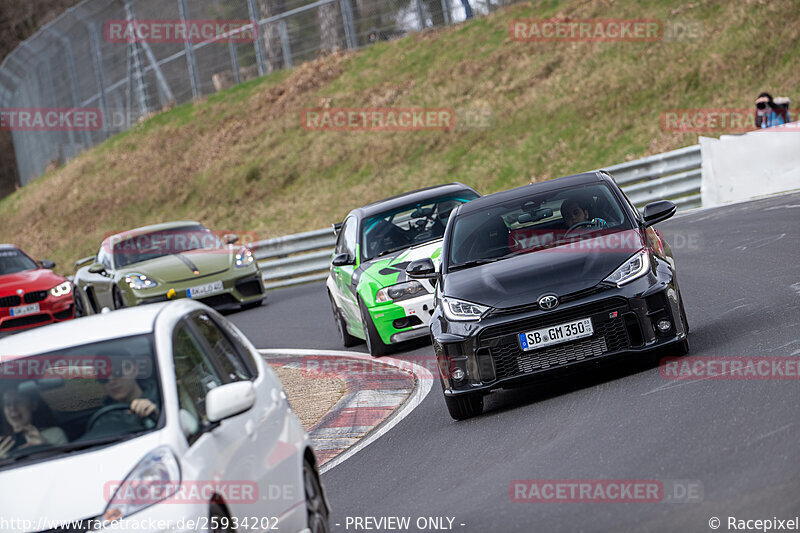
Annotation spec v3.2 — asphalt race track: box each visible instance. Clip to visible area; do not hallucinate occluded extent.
[231,192,800,533]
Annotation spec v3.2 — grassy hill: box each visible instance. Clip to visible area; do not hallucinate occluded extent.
[1,0,798,272]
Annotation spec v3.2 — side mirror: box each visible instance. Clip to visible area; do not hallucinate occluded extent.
[223,234,239,245]
[406,258,436,279]
[206,381,255,422]
[87,263,106,274]
[39,259,56,269]
[74,256,95,270]
[331,253,354,267]
[643,200,677,227]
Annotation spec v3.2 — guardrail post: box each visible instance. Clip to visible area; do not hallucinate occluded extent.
[278,18,293,68]
[339,0,357,49]
[228,40,241,85]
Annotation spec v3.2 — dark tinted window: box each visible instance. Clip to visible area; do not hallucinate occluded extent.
[0,248,38,275]
[189,313,253,382]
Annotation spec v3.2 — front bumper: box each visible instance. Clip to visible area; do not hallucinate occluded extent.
[0,293,74,333]
[368,292,436,345]
[433,275,687,397]
[128,272,265,312]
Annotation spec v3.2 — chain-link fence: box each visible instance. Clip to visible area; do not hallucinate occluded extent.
[0,0,514,186]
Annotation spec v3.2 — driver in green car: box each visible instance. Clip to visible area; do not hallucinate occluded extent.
[561,196,608,230]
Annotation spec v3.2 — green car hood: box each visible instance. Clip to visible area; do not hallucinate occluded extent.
[116,248,236,283]
[358,239,442,293]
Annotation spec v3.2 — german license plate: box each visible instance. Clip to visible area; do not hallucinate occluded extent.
[518,317,593,351]
[187,280,224,298]
[10,303,40,317]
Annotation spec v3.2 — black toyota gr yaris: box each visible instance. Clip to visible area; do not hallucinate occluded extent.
[406,171,690,420]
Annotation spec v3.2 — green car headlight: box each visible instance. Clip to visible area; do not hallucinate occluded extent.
[376,281,426,303]
[125,273,158,290]
[49,281,72,297]
[235,247,254,268]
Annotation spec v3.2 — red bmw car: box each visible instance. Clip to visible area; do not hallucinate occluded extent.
[0,245,75,333]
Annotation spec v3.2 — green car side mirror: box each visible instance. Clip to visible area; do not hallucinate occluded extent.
[87,263,106,274]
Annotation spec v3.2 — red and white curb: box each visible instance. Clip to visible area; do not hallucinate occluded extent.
[259,349,433,473]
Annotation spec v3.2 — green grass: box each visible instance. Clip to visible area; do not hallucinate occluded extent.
[1,0,799,273]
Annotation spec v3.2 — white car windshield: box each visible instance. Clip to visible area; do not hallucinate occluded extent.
[0,334,160,469]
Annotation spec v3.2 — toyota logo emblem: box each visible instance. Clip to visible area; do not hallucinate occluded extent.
[538,294,559,310]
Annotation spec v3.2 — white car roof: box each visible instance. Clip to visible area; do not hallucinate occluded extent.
[0,301,191,356]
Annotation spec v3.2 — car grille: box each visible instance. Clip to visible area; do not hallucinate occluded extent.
[0,295,22,307]
[479,297,631,380]
[198,293,239,308]
[0,314,50,330]
[24,290,49,303]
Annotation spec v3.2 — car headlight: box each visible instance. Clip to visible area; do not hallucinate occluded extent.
[604,249,650,287]
[376,281,426,303]
[441,296,489,321]
[101,446,181,524]
[49,281,72,297]
[124,273,158,290]
[235,247,254,268]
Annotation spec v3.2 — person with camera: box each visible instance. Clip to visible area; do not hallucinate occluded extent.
[754,92,790,128]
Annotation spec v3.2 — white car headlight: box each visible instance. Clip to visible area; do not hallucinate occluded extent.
[376,281,426,303]
[102,446,181,524]
[441,297,489,321]
[235,247,254,268]
[124,273,157,290]
[49,281,72,297]
[604,249,650,287]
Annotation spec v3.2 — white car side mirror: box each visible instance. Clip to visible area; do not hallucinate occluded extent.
[206,381,256,422]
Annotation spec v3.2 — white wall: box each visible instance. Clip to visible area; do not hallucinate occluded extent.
[700,127,800,207]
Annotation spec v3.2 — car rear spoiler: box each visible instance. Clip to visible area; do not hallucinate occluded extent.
[332,222,343,236]
[74,255,95,270]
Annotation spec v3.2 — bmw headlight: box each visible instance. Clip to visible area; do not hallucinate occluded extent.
[49,281,72,297]
[101,446,181,524]
[124,273,158,290]
[604,249,650,287]
[376,281,426,303]
[235,247,254,268]
[441,297,489,322]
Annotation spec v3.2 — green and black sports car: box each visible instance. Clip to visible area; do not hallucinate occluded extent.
[327,183,479,356]
[73,221,265,314]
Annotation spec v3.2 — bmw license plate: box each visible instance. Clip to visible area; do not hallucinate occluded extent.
[518,318,593,351]
[10,303,40,317]
[187,280,224,298]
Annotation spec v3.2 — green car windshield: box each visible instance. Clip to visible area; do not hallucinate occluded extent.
[112,225,224,269]
[362,194,478,261]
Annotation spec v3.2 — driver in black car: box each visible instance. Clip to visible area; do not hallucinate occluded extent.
[98,361,159,421]
[561,197,608,230]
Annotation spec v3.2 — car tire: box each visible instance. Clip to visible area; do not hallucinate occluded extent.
[73,291,86,318]
[358,297,391,357]
[209,502,235,532]
[303,458,330,533]
[112,285,126,310]
[444,392,483,420]
[329,293,360,348]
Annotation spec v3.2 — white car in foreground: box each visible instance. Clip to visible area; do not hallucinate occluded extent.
[0,300,329,533]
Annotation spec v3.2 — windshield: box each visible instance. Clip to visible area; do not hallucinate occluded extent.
[362,193,478,261]
[447,183,631,269]
[0,248,39,276]
[0,334,160,468]
[112,224,223,269]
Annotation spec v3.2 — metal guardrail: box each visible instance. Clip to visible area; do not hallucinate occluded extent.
[254,144,703,290]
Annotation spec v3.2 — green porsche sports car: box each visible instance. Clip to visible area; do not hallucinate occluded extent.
[327,183,480,356]
[73,221,265,314]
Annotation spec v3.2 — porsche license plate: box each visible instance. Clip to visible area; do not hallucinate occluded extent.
[518,318,593,351]
[10,303,40,317]
[187,281,224,298]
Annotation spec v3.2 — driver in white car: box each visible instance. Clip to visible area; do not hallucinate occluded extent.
[98,362,159,420]
[561,197,608,230]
